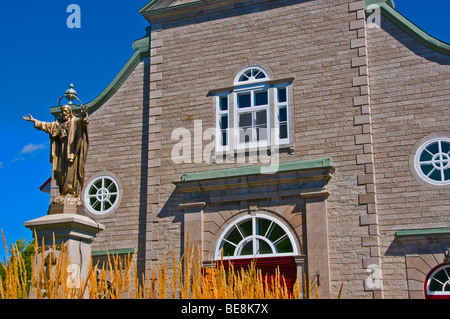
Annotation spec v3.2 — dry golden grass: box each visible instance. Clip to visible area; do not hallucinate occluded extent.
[1,234,340,299]
[1,231,28,299]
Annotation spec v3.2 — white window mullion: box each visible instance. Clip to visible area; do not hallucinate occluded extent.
[252,216,257,257]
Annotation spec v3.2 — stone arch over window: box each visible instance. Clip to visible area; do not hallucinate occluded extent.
[214,213,298,260]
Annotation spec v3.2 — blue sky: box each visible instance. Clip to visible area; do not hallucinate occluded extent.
[0,0,449,262]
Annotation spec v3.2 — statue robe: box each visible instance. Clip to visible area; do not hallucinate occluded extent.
[34,114,89,201]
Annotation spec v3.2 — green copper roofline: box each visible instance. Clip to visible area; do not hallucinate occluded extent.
[50,27,151,117]
[396,228,450,237]
[365,0,450,55]
[178,158,333,182]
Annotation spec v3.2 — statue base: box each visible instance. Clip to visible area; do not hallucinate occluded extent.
[48,202,85,215]
[53,194,83,206]
[24,203,104,298]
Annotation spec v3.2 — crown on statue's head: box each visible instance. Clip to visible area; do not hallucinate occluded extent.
[58,84,85,114]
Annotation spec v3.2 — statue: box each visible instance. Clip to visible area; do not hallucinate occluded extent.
[23,84,89,205]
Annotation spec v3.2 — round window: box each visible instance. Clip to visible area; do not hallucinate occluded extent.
[414,138,450,185]
[84,176,120,215]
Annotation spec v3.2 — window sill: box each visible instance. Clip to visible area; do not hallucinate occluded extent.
[212,142,294,161]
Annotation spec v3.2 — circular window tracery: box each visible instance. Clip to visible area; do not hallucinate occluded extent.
[414,138,450,185]
[84,175,120,215]
[216,215,296,259]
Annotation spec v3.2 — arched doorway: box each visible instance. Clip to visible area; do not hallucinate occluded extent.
[424,263,450,299]
[215,214,299,293]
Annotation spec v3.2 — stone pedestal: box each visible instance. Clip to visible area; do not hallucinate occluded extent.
[24,203,104,297]
[301,191,331,299]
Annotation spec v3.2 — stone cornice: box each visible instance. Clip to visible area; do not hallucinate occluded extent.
[140,0,283,24]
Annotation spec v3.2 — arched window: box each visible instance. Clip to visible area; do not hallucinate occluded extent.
[425,264,450,299]
[234,66,269,85]
[215,214,297,260]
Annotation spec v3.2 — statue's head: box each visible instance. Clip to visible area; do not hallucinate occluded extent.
[60,105,73,121]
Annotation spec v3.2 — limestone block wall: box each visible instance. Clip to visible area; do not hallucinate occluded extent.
[82,57,151,275]
[367,15,450,298]
[78,0,450,299]
[146,0,376,298]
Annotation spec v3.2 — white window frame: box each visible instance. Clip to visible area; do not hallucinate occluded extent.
[214,66,292,153]
[84,175,120,215]
[215,92,231,153]
[414,137,450,186]
[215,214,298,260]
[425,264,450,297]
[233,66,269,86]
[274,84,290,146]
[233,83,271,150]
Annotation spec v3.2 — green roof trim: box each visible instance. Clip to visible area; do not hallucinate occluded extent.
[364,0,395,8]
[50,27,151,117]
[396,228,450,237]
[138,0,174,13]
[179,158,333,182]
[91,248,136,257]
[365,0,450,55]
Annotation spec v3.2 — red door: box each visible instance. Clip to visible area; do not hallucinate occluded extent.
[220,256,297,294]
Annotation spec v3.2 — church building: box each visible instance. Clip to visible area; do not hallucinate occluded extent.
[45,0,450,298]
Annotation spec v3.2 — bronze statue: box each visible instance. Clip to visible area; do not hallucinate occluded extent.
[23,85,89,205]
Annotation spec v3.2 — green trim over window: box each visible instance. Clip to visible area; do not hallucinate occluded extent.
[179,158,333,182]
[396,228,450,237]
[50,27,151,117]
[91,248,136,257]
[365,0,450,55]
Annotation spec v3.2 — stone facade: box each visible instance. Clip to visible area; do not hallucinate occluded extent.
[47,0,450,298]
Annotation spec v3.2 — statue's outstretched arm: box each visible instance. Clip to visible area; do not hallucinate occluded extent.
[23,114,36,123]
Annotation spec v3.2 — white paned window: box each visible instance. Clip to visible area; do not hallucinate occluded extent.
[84,175,120,215]
[216,93,230,152]
[235,85,270,149]
[215,66,292,152]
[275,85,290,144]
[414,137,450,185]
[426,265,450,297]
[234,66,268,85]
[215,214,297,260]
